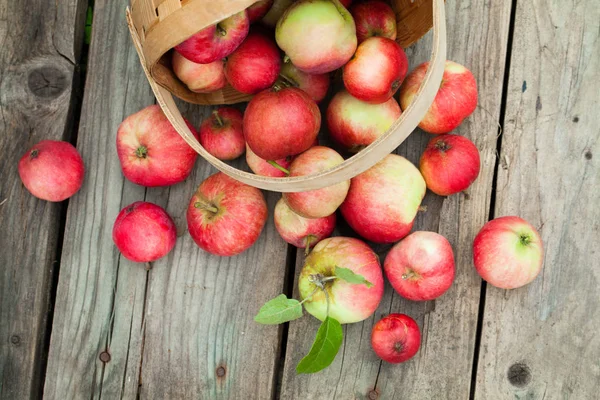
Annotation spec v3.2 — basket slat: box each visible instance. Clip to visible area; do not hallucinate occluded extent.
[157,0,182,22]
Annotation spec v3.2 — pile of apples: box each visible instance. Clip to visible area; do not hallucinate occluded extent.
[17,0,544,372]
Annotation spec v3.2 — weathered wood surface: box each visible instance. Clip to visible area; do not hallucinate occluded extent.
[475,1,600,398]
[0,0,86,398]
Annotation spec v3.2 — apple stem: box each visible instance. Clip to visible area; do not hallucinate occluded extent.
[30,149,39,159]
[418,205,428,212]
[402,270,418,280]
[145,262,152,271]
[323,286,331,317]
[279,73,298,88]
[299,286,320,305]
[212,110,224,127]
[304,235,318,256]
[194,200,218,214]
[283,55,291,64]
[267,160,289,175]
[216,24,227,37]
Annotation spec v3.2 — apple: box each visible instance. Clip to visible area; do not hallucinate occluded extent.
[340,0,352,7]
[112,201,177,263]
[225,31,281,94]
[187,172,267,256]
[175,11,250,64]
[246,144,294,177]
[343,37,408,104]
[244,86,321,160]
[341,154,426,243]
[400,60,478,134]
[247,0,274,23]
[283,146,350,218]
[350,0,397,43]
[473,216,544,289]
[278,61,330,103]
[199,108,245,160]
[299,237,384,323]
[371,314,421,363]
[18,140,84,202]
[117,105,199,187]
[327,90,401,153]
[274,198,336,251]
[261,0,294,28]
[384,231,455,301]
[172,51,226,93]
[276,0,357,74]
[420,134,480,196]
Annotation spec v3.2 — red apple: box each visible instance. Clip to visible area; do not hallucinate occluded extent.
[199,108,245,160]
[341,154,426,243]
[276,0,357,74]
[112,201,177,263]
[246,144,294,177]
[384,231,455,301]
[400,61,478,134]
[225,31,281,94]
[371,314,421,363]
[18,140,84,202]
[247,0,274,22]
[420,134,480,196]
[278,61,330,103]
[340,0,352,8]
[172,51,226,93]
[473,216,544,289]
[274,198,336,250]
[350,1,396,43]
[299,237,384,323]
[187,172,267,256]
[343,37,408,104]
[244,86,321,160]
[117,105,199,187]
[283,146,350,218]
[262,0,295,28]
[175,11,250,64]
[327,90,401,152]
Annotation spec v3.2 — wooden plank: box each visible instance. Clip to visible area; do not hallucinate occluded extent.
[475,1,600,398]
[279,0,513,397]
[0,0,87,398]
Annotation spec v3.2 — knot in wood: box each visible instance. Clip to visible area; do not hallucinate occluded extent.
[507,362,531,387]
[28,66,68,98]
[10,335,21,346]
[368,389,379,399]
[216,366,226,378]
[99,351,111,363]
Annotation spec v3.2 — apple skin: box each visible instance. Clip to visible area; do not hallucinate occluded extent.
[473,216,544,289]
[283,146,350,218]
[420,134,480,196]
[384,231,455,301]
[274,198,336,249]
[244,86,321,160]
[278,61,330,103]
[175,11,250,64]
[400,60,478,134]
[117,105,199,187]
[246,144,294,177]
[343,37,408,104]
[339,0,352,8]
[247,0,274,23]
[225,31,281,94]
[172,52,226,93]
[371,314,421,363]
[276,0,357,74]
[18,140,84,202]
[299,237,384,324]
[350,0,397,44]
[341,154,426,243]
[112,201,177,263]
[199,108,245,161]
[327,90,401,152]
[187,172,268,257]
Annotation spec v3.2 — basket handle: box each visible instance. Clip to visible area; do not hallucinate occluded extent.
[126,0,447,193]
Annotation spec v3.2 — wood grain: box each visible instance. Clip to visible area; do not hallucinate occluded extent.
[0,0,87,398]
[475,0,600,398]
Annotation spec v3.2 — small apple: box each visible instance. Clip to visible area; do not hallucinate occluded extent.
[341,154,426,243]
[172,51,226,93]
[276,0,357,74]
[278,61,330,103]
[350,1,396,43]
[400,60,478,134]
[187,172,267,256]
[274,198,336,251]
[261,0,294,28]
[327,90,401,152]
[244,86,321,160]
[175,11,250,64]
[420,134,480,196]
[283,146,350,218]
[371,314,421,363]
[247,0,274,23]
[18,140,84,202]
[246,144,294,178]
[473,216,544,289]
[199,108,245,161]
[112,201,177,263]
[299,237,384,324]
[117,105,199,187]
[384,231,455,301]
[225,31,281,94]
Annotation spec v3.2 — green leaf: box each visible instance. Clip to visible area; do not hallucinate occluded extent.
[334,266,373,288]
[254,294,303,325]
[296,317,343,374]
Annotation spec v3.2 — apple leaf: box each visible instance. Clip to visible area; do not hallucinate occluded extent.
[296,317,343,374]
[254,294,303,325]
[334,266,373,288]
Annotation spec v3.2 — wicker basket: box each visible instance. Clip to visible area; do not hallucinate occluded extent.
[126,0,447,192]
